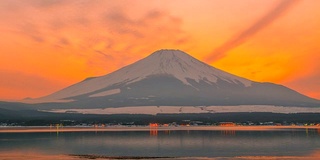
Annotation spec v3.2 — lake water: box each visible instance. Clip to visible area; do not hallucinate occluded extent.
[1,128,320,158]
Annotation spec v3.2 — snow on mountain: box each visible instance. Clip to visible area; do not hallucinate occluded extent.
[45,105,320,115]
[34,49,252,102]
[88,89,121,98]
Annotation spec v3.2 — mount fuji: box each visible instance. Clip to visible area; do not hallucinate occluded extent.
[27,49,320,111]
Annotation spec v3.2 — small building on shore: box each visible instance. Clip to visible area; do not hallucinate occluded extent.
[219,122,236,127]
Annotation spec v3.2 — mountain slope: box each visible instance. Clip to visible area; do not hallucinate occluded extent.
[29,49,320,108]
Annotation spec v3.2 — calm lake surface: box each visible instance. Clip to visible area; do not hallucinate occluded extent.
[1,128,320,157]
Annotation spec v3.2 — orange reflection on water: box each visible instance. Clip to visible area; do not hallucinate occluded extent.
[149,123,158,136]
[164,130,170,135]
[150,129,158,136]
[221,130,236,136]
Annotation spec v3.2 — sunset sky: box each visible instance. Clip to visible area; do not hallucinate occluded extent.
[0,0,319,100]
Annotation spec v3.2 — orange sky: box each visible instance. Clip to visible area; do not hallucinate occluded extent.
[0,0,319,100]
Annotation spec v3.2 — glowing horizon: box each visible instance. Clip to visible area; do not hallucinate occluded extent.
[0,0,319,100]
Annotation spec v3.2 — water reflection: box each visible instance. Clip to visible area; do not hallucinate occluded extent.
[150,129,158,136]
[149,129,171,136]
[1,129,320,157]
[149,123,158,136]
[221,130,236,136]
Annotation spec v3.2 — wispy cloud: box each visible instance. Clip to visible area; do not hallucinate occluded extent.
[206,0,300,62]
[94,50,114,60]
[1,0,191,54]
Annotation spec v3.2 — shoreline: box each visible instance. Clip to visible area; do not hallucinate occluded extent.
[0,125,319,133]
[2,126,320,160]
[0,153,320,160]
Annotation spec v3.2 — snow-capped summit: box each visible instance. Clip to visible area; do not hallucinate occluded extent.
[30,49,320,108]
[140,49,252,87]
